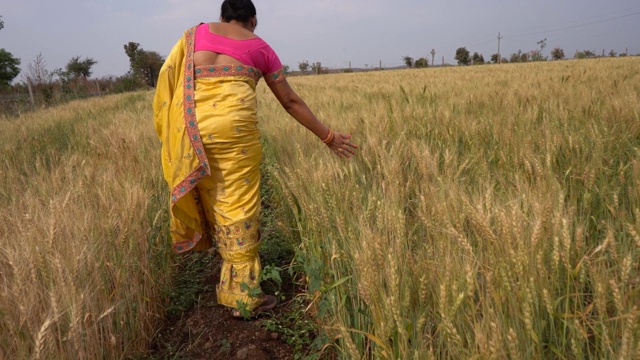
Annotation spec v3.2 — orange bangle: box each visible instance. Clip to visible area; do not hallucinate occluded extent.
[322,129,334,144]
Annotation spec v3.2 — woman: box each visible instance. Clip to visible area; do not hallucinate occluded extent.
[153,0,358,318]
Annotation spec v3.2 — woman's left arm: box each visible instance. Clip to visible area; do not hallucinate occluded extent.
[268,79,358,158]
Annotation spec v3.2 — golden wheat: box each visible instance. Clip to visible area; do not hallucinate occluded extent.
[257,57,640,358]
[0,93,172,359]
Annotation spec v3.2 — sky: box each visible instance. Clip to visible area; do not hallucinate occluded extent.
[1,0,639,80]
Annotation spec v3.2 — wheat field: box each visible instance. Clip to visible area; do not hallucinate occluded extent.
[257,57,640,359]
[0,93,173,359]
[0,57,638,359]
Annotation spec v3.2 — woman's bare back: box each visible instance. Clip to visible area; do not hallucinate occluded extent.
[193,22,258,67]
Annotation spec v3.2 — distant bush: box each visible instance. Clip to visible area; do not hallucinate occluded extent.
[0,75,150,117]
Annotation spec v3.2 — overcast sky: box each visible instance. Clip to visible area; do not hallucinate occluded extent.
[1,0,639,79]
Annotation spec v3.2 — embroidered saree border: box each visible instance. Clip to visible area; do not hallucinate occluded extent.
[194,64,262,82]
[193,64,286,86]
[170,26,210,207]
[265,68,286,86]
[169,26,209,253]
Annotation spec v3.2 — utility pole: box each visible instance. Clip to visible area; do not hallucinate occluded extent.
[497,32,503,64]
[431,49,436,67]
[442,56,444,66]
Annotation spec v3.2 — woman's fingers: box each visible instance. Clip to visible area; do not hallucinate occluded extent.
[328,132,358,158]
[337,133,358,147]
[336,148,351,158]
[342,146,357,155]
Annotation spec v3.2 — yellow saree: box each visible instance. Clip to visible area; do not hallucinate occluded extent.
[153,26,283,310]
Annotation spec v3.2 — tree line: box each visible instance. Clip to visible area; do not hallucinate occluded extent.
[396,38,633,69]
[452,38,631,66]
[0,44,163,90]
[0,14,166,114]
[0,43,163,115]
[0,14,164,88]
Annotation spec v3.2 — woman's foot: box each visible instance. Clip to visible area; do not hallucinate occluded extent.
[232,295,277,319]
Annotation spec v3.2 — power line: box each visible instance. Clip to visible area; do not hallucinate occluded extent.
[503,6,640,34]
[434,8,640,57]
[506,11,640,38]
[442,7,640,53]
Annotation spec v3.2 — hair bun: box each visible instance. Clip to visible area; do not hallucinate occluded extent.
[228,0,243,10]
[220,0,256,22]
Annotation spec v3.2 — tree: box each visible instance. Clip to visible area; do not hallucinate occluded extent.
[26,53,54,85]
[537,38,547,52]
[402,56,414,68]
[65,56,97,79]
[472,52,485,65]
[455,47,471,66]
[509,50,529,63]
[282,64,290,74]
[135,51,163,86]
[415,57,428,68]
[551,47,565,60]
[491,53,499,64]
[0,16,4,30]
[583,50,596,58]
[124,42,141,67]
[530,50,547,62]
[23,53,58,103]
[608,50,617,57]
[430,49,436,67]
[298,60,309,75]
[123,42,164,87]
[0,48,21,87]
[310,62,322,75]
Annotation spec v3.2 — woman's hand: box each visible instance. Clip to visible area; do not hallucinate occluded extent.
[326,132,358,158]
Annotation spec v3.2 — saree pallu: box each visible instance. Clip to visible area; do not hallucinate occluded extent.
[153,26,271,310]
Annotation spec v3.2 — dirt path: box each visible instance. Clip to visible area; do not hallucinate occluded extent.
[144,166,324,359]
[147,251,296,360]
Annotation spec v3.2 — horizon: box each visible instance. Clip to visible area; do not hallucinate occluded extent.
[1,0,639,81]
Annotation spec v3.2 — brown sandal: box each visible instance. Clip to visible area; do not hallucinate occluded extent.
[232,295,277,319]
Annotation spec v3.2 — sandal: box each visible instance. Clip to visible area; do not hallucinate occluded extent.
[232,295,277,319]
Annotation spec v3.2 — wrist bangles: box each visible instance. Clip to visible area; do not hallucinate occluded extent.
[321,129,334,144]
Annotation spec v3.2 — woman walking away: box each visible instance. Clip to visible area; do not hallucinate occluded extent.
[153,0,358,318]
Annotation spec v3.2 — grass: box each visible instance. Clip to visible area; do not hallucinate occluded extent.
[256,57,640,359]
[262,296,324,359]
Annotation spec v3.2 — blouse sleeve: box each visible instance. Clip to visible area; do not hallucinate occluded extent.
[261,43,286,86]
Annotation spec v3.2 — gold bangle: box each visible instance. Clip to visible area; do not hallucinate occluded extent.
[322,129,334,144]
[324,132,334,144]
[321,129,332,142]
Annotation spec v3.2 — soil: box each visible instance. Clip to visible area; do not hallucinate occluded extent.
[147,252,296,360]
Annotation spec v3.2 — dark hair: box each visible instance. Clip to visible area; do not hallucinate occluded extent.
[220,0,256,23]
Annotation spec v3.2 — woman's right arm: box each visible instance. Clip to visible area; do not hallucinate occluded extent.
[267,79,358,158]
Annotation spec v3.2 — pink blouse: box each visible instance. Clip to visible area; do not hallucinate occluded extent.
[194,23,283,76]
